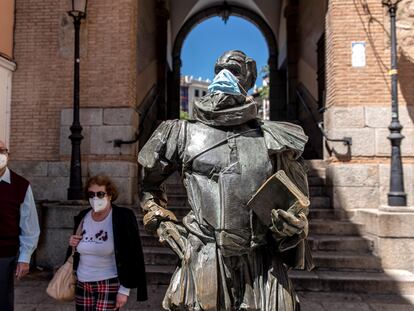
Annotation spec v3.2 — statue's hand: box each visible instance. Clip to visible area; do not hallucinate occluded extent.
[156,221,188,259]
[142,203,178,232]
[270,209,308,240]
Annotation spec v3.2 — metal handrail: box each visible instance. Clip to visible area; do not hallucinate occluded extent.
[113,86,159,148]
[317,122,352,146]
[296,84,352,146]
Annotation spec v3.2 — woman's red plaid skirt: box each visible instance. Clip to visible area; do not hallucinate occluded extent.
[75,277,120,311]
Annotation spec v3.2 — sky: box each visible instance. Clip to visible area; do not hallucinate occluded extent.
[181,16,269,88]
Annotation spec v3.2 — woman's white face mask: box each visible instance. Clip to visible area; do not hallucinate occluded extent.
[89,197,108,213]
[0,154,8,170]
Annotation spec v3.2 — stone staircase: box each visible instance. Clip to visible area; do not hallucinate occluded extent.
[139,160,414,296]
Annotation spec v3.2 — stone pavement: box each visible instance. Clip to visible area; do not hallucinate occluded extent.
[14,271,414,311]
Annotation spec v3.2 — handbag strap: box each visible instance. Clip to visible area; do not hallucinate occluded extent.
[71,217,85,256]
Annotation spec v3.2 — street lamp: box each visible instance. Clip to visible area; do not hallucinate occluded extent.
[67,0,88,200]
[382,0,407,206]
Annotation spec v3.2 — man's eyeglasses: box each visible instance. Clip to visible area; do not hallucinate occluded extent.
[0,148,8,155]
[87,191,107,199]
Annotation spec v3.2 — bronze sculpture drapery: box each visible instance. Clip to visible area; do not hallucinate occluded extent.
[138,51,313,311]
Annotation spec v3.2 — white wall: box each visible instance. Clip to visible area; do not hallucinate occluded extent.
[0,57,15,147]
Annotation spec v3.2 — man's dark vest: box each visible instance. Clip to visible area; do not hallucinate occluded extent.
[0,170,29,257]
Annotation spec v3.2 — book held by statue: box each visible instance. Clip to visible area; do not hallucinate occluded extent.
[247,170,310,226]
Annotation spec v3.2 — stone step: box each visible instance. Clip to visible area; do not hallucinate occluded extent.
[141,232,373,252]
[166,195,189,207]
[308,209,336,220]
[165,186,327,197]
[143,248,381,272]
[312,251,382,271]
[144,247,179,265]
[138,209,341,230]
[137,207,334,224]
[145,265,175,285]
[308,235,373,252]
[145,266,414,295]
[289,269,414,295]
[309,186,326,196]
[307,176,325,186]
[310,196,331,209]
[305,159,327,170]
[309,220,364,236]
[307,168,326,179]
[164,186,187,195]
[141,234,372,252]
[166,187,327,198]
[165,195,331,209]
[141,232,161,247]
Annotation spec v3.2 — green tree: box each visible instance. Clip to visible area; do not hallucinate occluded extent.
[180,110,189,120]
[259,65,269,99]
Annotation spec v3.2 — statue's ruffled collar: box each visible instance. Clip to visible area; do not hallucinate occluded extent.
[193,93,257,127]
[192,93,308,158]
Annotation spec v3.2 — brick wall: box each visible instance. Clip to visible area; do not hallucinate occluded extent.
[326,0,389,108]
[11,0,144,161]
[324,0,414,209]
[325,0,414,109]
[324,0,414,158]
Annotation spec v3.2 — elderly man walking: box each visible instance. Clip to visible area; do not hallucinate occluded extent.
[0,140,40,311]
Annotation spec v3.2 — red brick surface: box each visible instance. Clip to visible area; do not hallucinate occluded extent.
[326,0,413,108]
[11,0,147,161]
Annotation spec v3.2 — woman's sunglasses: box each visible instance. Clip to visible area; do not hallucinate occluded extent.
[87,191,106,199]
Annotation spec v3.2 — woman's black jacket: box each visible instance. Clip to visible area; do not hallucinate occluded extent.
[66,205,148,301]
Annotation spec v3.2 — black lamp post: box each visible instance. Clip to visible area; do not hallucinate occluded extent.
[382,0,407,206]
[67,0,88,200]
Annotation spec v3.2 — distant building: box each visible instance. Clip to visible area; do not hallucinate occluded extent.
[180,76,210,118]
[252,75,270,120]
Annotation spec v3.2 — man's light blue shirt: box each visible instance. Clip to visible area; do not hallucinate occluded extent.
[0,168,40,263]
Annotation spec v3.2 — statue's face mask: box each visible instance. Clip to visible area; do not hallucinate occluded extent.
[208,69,241,96]
[192,50,259,126]
[214,51,257,94]
[207,69,245,111]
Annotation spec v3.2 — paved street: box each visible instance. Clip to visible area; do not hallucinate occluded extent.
[14,270,414,311]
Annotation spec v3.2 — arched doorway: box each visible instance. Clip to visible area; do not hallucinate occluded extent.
[169,4,285,121]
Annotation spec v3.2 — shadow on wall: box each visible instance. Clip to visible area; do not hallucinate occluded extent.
[305,160,414,308]
[399,53,414,122]
[324,141,352,162]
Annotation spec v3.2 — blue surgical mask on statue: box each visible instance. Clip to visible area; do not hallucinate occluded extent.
[208,69,242,95]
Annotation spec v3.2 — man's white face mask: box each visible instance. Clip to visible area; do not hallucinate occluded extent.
[89,197,108,213]
[0,154,8,170]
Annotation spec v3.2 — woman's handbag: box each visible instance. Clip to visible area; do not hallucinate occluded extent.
[46,218,84,301]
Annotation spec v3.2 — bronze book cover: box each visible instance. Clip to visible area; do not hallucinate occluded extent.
[247,170,310,226]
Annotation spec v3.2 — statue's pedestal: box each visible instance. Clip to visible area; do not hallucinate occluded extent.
[355,206,414,273]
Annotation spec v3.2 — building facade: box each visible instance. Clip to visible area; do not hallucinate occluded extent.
[180,75,209,118]
[4,0,414,288]
[252,75,271,120]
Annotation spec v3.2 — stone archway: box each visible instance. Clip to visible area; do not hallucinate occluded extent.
[169,3,285,121]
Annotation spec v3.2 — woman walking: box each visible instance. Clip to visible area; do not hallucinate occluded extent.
[68,175,147,310]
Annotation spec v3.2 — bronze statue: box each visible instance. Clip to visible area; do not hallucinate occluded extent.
[138,50,313,311]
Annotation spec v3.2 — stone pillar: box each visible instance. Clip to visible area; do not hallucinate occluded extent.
[0,57,15,146]
[269,55,287,121]
[170,55,181,119]
[156,0,169,121]
[284,0,299,122]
